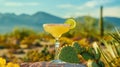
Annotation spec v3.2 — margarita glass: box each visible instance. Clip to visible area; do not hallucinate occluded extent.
[43,24,70,63]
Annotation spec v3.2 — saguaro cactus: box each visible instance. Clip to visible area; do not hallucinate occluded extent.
[99,6,104,38]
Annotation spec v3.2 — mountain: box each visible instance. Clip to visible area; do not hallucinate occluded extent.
[104,17,120,27]
[0,12,65,33]
[0,12,120,34]
[76,16,120,27]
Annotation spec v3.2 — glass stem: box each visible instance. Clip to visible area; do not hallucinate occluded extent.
[55,38,60,60]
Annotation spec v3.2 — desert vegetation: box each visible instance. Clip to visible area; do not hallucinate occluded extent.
[0,16,118,67]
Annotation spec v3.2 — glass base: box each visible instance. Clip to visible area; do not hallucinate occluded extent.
[50,60,66,64]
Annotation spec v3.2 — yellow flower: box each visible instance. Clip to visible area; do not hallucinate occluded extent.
[0,64,6,67]
[0,57,6,65]
[0,57,20,67]
[6,62,20,67]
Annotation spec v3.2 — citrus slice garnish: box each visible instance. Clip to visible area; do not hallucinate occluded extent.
[64,18,76,29]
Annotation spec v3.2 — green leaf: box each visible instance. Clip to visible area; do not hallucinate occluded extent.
[81,52,94,60]
[94,53,101,60]
[98,60,105,67]
[92,62,100,67]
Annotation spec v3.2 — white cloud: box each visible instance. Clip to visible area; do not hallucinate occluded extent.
[81,0,114,8]
[58,4,74,8]
[62,10,99,18]
[58,0,113,10]
[63,6,120,18]
[4,2,40,7]
[103,6,120,17]
[58,0,119,18]
[63,12,87,18]
[84,0,97,8]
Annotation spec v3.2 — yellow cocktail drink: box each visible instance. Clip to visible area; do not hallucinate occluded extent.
[43,24,70,63]
[43,24,70,38]
[43,18,76,63]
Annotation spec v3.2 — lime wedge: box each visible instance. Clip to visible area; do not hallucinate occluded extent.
[64,18,76,29]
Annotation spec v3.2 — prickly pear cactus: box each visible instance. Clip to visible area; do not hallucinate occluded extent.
[87,60,104,67]
[59,46,80,63]
[73,42,86,54]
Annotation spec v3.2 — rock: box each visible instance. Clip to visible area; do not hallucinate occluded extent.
[20,62,86,67]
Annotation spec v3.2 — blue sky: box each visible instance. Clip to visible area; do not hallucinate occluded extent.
[0,0,120,18]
